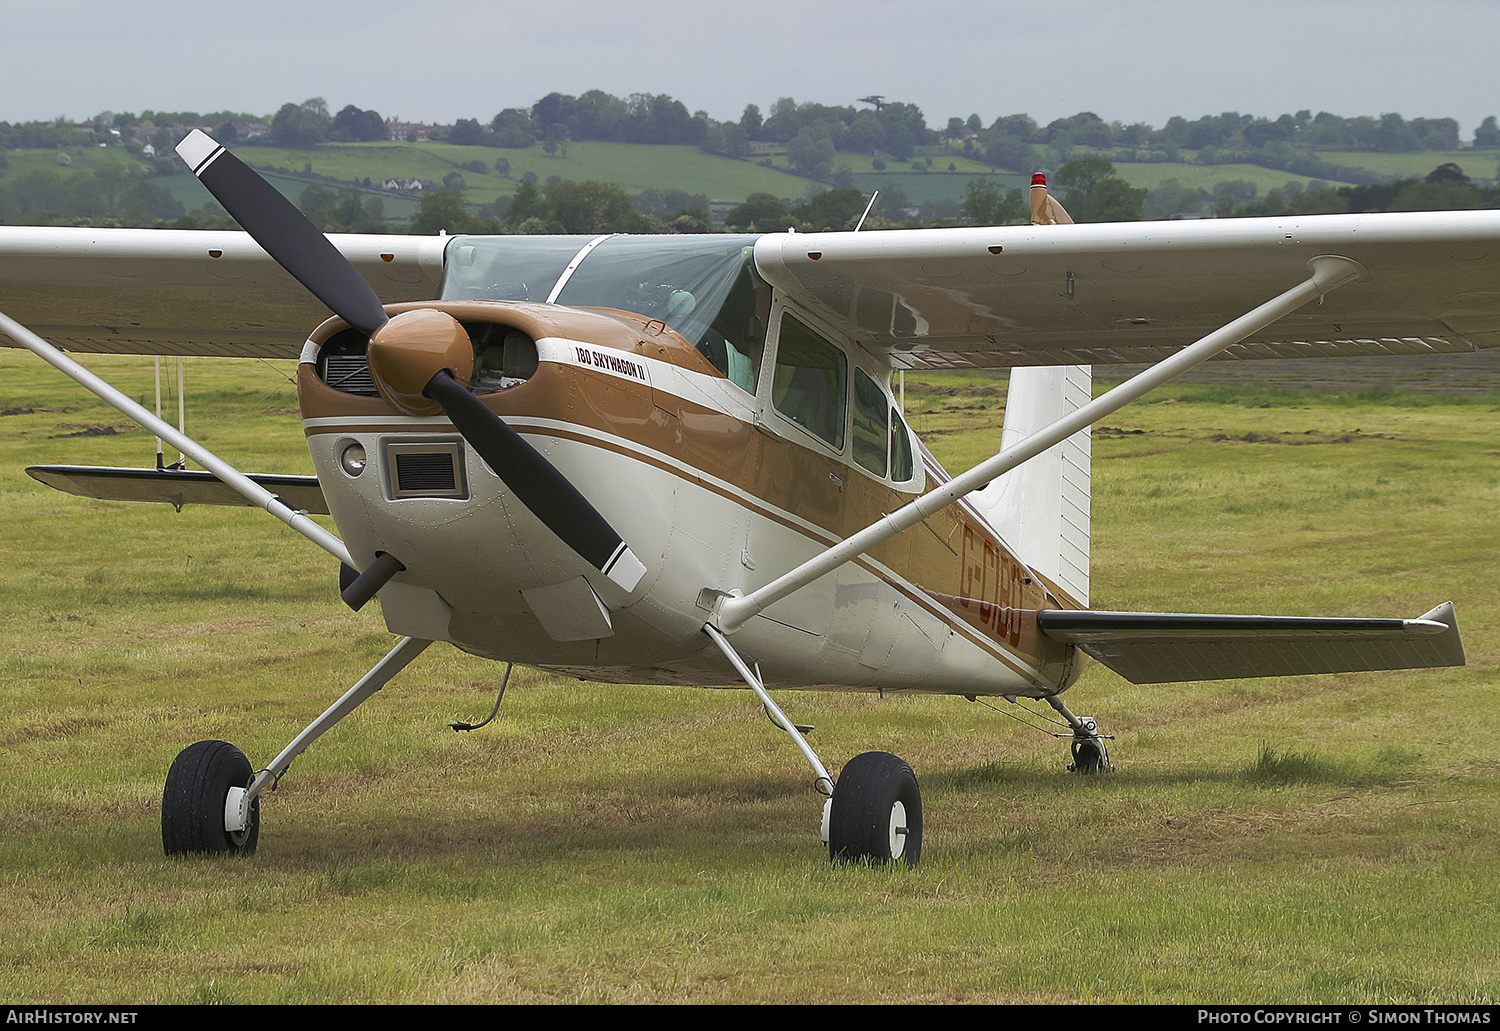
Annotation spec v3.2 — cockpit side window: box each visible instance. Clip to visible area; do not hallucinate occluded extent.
[696,251,770,395]
[772,314,847,450]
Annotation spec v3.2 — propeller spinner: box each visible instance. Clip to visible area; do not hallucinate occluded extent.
[176,130,646,593]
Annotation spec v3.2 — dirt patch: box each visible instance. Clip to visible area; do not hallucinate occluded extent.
[920,384,1007,398]
[0,713,115,749]
[51,422,139,438]
[1207,429,1399,445]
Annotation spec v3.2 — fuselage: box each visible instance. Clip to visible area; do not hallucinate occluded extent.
[298,236,1085,698]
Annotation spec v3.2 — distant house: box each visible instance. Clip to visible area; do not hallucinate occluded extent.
[382,178,436,192]
[386,121,434,142]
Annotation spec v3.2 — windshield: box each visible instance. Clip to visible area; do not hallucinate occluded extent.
[442,234,767,391]
[442,236,590,303]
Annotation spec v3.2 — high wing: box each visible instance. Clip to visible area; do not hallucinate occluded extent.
[752,211,1500,369]
[0,225,446,358]
[7,211,1500,368]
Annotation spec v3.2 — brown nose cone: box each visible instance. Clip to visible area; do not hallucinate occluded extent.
[366,308,475,417]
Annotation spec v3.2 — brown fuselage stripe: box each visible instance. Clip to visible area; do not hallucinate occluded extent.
[308,411,1057,681]
[297,316,1081,677]
[504,423,1048,680]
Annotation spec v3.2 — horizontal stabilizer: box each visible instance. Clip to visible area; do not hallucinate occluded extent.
[1037,602,1463,684]
[27,465,329,515]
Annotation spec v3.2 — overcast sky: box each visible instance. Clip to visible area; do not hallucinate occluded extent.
[5,0,1497,137]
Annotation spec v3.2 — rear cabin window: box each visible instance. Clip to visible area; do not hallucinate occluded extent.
[890,406,914,483]
[772,314,846,450]
[852,369,889,476]
[852,370,917,484]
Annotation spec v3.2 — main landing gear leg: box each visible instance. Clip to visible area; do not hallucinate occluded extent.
[161,635,433,856]
[1044,694,1115,774]
[703,625,922,866]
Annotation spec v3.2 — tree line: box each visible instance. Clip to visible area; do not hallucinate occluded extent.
[5,90,1500,232]
[9,93,1500,158]
[8,93,1500,217]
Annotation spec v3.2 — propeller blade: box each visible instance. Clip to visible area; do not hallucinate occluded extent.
[173,131,647,593]
[424,370,646,592]
[176,130,390,336]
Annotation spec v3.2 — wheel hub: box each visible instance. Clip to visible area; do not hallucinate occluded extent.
[888,800,908,859]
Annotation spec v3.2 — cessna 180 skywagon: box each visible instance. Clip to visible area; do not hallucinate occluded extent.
[1,132,1495,865]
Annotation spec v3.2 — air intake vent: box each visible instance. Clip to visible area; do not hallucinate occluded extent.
[396,453,456,491]
[316,327,382,397]
[322,354,381,397]
[386,441,467,499]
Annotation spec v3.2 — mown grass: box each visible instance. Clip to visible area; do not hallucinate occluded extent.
[1312,150,1497,182]
[2,352,1499,1003]
[1093,161,1342,194]
[238,140,815,203]
[12,139,827,226]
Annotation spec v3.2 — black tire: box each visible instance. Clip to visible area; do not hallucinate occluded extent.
[161,740,259,856]
[1070,738,1108,773]
[827,751,922,866]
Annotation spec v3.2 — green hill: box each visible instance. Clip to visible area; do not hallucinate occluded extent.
[6,134,1496,230]
[227,139,824,214]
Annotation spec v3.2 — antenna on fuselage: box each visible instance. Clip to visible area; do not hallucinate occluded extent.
[449,663,513,732]
[854,190,880,231]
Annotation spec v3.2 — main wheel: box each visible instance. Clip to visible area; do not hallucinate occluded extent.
[827,751,922,866]
[161,740,259,856]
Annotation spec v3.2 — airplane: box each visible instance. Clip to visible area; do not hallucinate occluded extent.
[1,131,1495,866]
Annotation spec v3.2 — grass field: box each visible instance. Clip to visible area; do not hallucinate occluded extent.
[9,140,829,224]
[144,141,826,226]
[1312,150,1499,183]
[2,351,1498,1003]
[847,161,1370,209]
[236,140,819,207]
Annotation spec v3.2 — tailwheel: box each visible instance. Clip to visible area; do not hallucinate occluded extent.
[161,740,259,856]
[1044,699,1115,775]
[827,751,922,866]
[1069,737,1111,773]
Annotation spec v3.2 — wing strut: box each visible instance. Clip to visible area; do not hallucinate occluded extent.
[712,254,1364,634]
[0,308,354,568]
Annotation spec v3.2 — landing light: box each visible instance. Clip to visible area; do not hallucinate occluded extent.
[340,442,367,477]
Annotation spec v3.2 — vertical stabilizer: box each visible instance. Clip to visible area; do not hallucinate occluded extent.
[969,365,1091,606]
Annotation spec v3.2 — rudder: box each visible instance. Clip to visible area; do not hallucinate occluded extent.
[968,365,1091,606]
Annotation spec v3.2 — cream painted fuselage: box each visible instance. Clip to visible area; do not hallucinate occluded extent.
[301,298,1084,699]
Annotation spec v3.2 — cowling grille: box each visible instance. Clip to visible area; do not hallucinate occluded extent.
[386,441,467,499]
